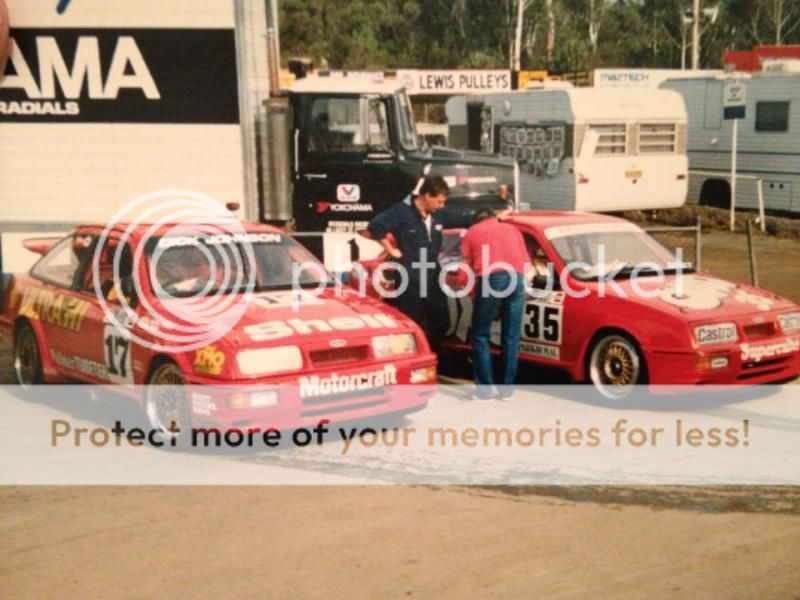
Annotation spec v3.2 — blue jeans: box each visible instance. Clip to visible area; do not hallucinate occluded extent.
[471,271,525,395]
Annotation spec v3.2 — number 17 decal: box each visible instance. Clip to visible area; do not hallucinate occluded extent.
[103,324,133,384]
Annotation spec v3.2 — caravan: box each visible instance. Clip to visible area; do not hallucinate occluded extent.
[445,86,689,212]
[661,67,800,213]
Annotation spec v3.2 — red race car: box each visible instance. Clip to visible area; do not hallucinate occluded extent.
[351,211,800,399]
[0,220,436,435]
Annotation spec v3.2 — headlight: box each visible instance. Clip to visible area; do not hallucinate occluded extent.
[779,312,800,333]
[372,333,417,358]
[694,323,738,345]
[236,346,303,376]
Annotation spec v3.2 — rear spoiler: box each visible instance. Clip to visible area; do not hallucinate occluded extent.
[23,237,61,255]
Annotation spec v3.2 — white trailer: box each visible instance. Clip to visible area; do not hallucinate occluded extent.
[660,68,800,213]
[445,86,689,212]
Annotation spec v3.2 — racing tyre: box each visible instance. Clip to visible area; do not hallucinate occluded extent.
[587,333,646,402]
[14,322,44,388]
[145,362,192,447]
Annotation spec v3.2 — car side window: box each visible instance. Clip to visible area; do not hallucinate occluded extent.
[83,237,134,301]
[523,233,549,276]
[31,234,93,289]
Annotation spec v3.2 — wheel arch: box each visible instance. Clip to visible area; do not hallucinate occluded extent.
[13,316,59,381]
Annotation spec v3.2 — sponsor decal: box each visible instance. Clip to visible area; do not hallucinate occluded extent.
[191,392,217,416]
[397,69,511,95]
[253,291,323,308]
[299,365,397,398]
[316,202,373,213]
[740,339,800,363]
[326,220,369,233]
[1,29,238,123]
[658,276,735,310]
[444,175,499,187]
[156,232,283,249]
[695,323,738,345]
[194,345,226,376]
[19,287,90,332]
[245,313,399,342]
[779,313,800,333]
[519,341,560,360]
[734,290,773,311]
[336,184,360,203]
[50,349,109,378]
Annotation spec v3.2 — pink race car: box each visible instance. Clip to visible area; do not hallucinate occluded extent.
[352,211,800,400]
[1,220,436,436]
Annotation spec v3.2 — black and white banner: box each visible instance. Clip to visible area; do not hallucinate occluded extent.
[1,28,239,123]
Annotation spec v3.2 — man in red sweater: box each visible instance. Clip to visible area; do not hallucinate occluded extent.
[460,206,529,399]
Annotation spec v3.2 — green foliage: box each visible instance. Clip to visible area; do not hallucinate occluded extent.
[278,0,800,72]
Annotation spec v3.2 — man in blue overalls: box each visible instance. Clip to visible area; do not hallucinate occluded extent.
[368,175,451,352]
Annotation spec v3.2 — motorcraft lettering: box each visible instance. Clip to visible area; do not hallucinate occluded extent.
[50,349,108,378]
[740,339,800,363]
[519,341,560,360]
[695,324,738,345]
[1,29,238,124]
[245,314,399,341]
[156,232,283,249]
[19,287,90,332]
[299,365,397,398]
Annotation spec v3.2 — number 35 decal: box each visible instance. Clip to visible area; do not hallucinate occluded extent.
[523,302,562,344]
[103,324,133,384]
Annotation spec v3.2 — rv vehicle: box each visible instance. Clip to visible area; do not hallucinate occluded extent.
[661,67,800,214]
[445,86,689,212]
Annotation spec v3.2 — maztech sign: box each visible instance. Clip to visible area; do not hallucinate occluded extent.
[1,28,239,122]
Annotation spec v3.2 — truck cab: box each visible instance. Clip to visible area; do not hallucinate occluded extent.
[288,76,514,251]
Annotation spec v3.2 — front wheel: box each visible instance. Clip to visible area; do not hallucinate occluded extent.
[587,334,646,401]
[145,362,191,445]
[14,323,44,388]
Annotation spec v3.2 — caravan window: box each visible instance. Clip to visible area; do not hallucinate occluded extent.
[755,102,790,132]
[588,124,626,155]
[638,123,677,154]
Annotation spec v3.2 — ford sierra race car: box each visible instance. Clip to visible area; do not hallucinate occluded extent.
[351,211,800,400]
[0,221,437,436]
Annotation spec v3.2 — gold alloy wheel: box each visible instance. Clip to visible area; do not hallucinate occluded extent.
[145,362,190,442]
[589,334,642,400]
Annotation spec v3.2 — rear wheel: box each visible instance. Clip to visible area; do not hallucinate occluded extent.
[145,362,191,444]
[587,334,646,401]
[14,323,43,387]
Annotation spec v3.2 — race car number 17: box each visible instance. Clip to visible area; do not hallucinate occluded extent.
[103,324,132,384]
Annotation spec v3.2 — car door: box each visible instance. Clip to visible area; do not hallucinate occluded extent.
[73,234,137,384]
[518,231,568,366]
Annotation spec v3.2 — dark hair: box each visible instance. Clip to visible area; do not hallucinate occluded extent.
[472,205,496,224]
[418,174,449,197]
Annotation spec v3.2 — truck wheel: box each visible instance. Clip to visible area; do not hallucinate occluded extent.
[14,323,44,388]
[587,333,646,401]
[145,361,191,445]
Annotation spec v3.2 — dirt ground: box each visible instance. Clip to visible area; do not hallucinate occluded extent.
[2,224,800,598]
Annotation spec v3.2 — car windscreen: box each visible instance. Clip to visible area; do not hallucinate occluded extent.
[547,229,682,280]
[145,232,333,297]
